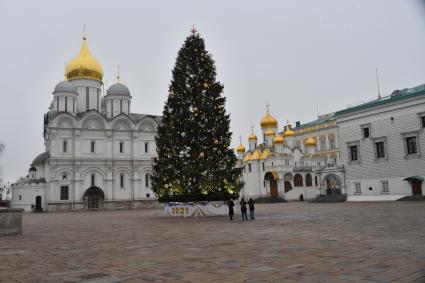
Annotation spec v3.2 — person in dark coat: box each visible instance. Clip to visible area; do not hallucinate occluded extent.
[240,198,248,221]
[227,199,235,220]
[248,198,255,220]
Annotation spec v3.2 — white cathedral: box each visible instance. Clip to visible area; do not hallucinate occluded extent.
[10,36,161,212]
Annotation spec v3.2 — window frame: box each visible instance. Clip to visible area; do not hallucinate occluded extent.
[347,141,360,163]
[120,174,124,189]
[145,174,150,188]
[63,140,67,153]
[144,142,149,153]
[361,123,371,139]
[402,131,420,157]
[90,141,96,153]
[380,180,389,194]
[354,182,361,194]
[119,141,124,153]
[372,137,387,160]
[60,186,69,200]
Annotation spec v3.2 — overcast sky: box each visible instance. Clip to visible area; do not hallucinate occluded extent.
[1,0,425,183]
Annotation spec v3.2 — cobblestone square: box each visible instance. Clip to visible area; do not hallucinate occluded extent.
[1,202,425,282]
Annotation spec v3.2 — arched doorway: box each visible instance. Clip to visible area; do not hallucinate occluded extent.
[264,172,279,197]
[35,196,42,212]
[323,174,342,195]
[284,181,292,193]
[83,187,105,209]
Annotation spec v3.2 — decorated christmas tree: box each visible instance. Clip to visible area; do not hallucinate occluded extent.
[152,28,243,202]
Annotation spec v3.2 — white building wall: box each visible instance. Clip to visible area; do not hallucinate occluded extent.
[338,95,425,197]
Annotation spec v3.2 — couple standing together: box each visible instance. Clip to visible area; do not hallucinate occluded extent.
[227,198,255,221]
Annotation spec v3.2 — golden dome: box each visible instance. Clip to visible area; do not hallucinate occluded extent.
[283,126,295,137]
[248,132,257,141]
[250,150,261,160]
[243,152,252,162]
[265,129,275,136]
[66,37,103,81]
[273,134,284,144]
[260,149,271,159]
[236,143,246,153]
[305,136,316,146]
[260,112,278,128]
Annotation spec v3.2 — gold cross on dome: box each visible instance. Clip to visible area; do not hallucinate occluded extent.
[250,125,254,133]
[239,135,242,144]
[116,64,120,82]
[265,101,270,113]
[191,25,197,35]
[82,24,86,40]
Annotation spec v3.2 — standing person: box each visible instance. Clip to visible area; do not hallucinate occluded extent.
[227,199,235,221]
[240,198,248,221]
[248,198,255,220]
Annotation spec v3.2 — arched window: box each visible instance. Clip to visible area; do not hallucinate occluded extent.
[91,174,95,187]
[62,174,67,180]
[315,176,318,186]
[145,174,150,188]
[120,174,124,188]
[306,174,312,187]
[329,134,336,149]
[294,174,303,187]
[86,87,90,110]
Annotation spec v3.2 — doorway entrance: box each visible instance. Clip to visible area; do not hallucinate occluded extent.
[83,187,105,209]
[412,180,423,195]
[284,181,292,193]
[265,172,279,197]
[35,196,42,212]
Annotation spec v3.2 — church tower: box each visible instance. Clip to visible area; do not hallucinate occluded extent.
[65,33,103,113]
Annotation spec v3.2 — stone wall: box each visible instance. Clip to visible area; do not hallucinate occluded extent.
[0,208,23,235]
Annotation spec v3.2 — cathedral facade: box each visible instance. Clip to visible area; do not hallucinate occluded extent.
[10,36,160,212]
[236,109,345,201]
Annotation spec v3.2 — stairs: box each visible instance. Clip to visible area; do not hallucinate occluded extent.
[397,195,425,201]
[254,197,287,203]
[309,194,347,203]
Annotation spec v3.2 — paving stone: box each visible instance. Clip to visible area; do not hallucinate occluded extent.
[1,202,425,282]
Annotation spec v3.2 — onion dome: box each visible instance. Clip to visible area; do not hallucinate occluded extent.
[250,150,261,160]
[65,37,103,81]
[265,129,275,137]
[273,134,284,144]
[283,126,295,137]
[29,166,37,172]
[107,83,131,97]
[236,143,246,153]
[260,112,278,128]
[53,81,77,95]
[248,132,258,141]
[305,136,316,146]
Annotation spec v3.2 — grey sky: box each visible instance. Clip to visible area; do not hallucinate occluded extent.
[1,0,425,183]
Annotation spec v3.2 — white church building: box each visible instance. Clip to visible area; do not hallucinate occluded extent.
[10,36,160,212]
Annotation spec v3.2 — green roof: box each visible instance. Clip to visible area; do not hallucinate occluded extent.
[294,113,336,130]
[335,84,425,116]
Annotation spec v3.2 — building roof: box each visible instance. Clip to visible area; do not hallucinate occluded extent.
[335,84,425,116]
[293,113,336,130]
[32,152,50,166]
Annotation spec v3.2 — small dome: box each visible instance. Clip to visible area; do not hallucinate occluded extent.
[243,152,252,162]
[53,81,77,95]
[248,132,257,141]
[265,129,275,136]
[29,166,37,172]
[107,83,131,97]
[305,136,316,146]
[260,112,278,128]
[250,150,261,160]
[260,149,271,159]
[66,37,103,81]
[236,143,246,153]
[273,135,284,144]
[283,126,295,137]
